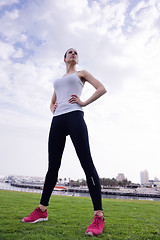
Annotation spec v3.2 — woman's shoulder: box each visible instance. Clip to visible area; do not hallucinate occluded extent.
[77,70,91,82]
[78,70,89,77]
[77,70,87,84]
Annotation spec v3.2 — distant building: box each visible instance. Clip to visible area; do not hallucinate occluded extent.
[140,170,149,185]
[154,177,159,182]
[154,181,160,188]
[149,179,160,188]
[116,173,125,181]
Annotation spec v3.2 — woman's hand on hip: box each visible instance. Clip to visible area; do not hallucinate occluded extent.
[68,95,85,107]
[50,102,58,113]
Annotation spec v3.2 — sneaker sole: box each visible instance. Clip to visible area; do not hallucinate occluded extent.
[22,217,48,223]
[86,232,93,236]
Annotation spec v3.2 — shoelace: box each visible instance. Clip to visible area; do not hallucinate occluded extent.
[89,215,103,229]
[28,208,39,217]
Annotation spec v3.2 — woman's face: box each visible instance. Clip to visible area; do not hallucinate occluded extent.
[64,48,78,64]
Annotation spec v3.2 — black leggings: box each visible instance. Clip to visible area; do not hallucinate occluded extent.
[40,111,102,211]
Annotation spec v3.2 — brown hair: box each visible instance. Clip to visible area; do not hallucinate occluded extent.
[64,48,74,59]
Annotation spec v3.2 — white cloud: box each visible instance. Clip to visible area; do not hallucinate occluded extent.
[0,41,15,60]
[0,0,19,8]
[4,9,19,20]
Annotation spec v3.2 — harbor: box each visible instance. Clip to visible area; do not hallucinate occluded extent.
[1,181,160,201]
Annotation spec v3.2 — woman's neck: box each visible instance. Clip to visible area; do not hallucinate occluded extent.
[66,63,76,74]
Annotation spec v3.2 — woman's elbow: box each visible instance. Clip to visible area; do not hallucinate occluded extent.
[101,86,107,95]
[103,87,107,94]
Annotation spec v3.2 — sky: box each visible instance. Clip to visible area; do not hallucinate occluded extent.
[0,0,160,183]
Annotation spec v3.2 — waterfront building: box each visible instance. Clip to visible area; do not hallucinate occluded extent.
[140,170,149,185]
[154,181,160,188]
[116,173,126,181]
[154,177,159,182]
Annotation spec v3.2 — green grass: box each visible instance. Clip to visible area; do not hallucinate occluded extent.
[0,190,160,240]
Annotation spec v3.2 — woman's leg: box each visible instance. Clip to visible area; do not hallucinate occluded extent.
[68,112,102,211]
[22,115,67,223]
[40,116,66,206]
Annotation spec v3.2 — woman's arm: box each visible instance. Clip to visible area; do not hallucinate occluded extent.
[68,70,107,107]
[50,91,57,113]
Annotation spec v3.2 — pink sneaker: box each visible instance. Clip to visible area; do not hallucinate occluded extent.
[22,207,48,223]
[86,213,105,236]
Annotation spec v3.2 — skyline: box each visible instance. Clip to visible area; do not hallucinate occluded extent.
[0,0,160,184]
[1,168,159,182]
[1,169,159,184]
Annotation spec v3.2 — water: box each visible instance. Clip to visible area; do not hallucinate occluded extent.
[1,182,160,201]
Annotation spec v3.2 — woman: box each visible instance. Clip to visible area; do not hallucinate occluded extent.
[22,48,107,237]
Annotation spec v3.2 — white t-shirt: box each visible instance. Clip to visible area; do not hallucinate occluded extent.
[53,72,84,117]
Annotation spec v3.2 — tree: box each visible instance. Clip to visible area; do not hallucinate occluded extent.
[58,178,62,183]
[80,179,87,186]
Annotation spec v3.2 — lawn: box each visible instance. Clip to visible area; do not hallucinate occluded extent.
[0,190,160,240]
